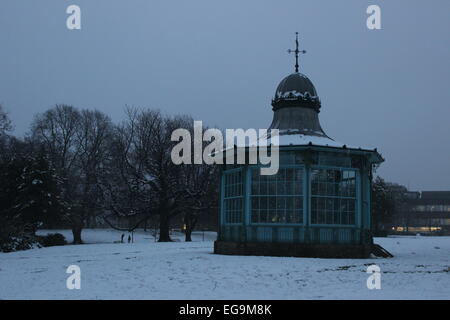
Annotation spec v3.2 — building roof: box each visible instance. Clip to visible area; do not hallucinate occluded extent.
[421,191,450,200]
[271,73,321,111]
[219,66,384,164]
[219,129,384,164]
[265,71,384,163]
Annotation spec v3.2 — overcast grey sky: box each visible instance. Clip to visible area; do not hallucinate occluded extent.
[0,0,449,190]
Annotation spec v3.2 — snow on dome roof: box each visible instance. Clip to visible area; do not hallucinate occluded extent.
[271,73,321,111]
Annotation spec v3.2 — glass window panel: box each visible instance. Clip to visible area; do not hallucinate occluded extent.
[285,210,293,223]
[286,197,294,210]
[277,197,286,210]
[260,182,267,195]
[311,168,357,225]
[269,197,276,210]
[260,210,268,222]
[276,181,285,195]
[286,169,294,181]
[252,197,259,210]
[251,210,259,223]
[268,181,276,195]
[251,181,258,194]
[251,169,259,181]
[250,167,304,224]
[223,171,244,224]
[260,197,268,210]
[277,210,286,222]
[277,168,286,181]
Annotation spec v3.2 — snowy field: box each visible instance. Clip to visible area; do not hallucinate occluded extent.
[0,229,449,300]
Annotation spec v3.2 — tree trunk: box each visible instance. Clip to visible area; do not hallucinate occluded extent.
[158,214,171,242]
[184,214,197,242]
[72,226,83,244]
[185,228,192,242]
[372,213,379,236]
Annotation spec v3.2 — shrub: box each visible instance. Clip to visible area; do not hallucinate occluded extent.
[0,227,40,253]
[39,233,67,247]
[0,235,40,252]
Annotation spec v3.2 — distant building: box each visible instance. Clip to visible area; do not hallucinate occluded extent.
[392,191,450,234]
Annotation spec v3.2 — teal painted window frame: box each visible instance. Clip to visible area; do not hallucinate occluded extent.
[308,165,360,227]
[222,168,244,225]
[220,163,362,229]
[247,165,306,226]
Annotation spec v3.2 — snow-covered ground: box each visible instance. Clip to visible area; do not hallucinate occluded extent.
[0,229,449,299]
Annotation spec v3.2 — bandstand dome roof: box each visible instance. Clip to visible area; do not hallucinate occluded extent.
[272,73,321,111]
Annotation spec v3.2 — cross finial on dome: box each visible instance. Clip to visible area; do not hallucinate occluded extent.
[287,32,306,73]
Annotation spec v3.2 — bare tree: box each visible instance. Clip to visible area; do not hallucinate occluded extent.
[31,105,81,175]
[0,104,12,136]
[133,109,184,242]
[31,105,82,242]
[0,105,13,161]
[74,109,113,240]
[181,162,220,241]
[153,119,177,242]
[99,107,151,233]
[101,108,203,242]
[31,105,113,244]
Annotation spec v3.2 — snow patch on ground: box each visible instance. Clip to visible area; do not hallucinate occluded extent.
[0,229,449,299]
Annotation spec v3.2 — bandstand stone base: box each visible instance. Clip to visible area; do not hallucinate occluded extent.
[214,240,372,259]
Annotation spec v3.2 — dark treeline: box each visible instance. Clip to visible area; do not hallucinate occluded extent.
[371,176,409,236]
[0,104,219,251]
